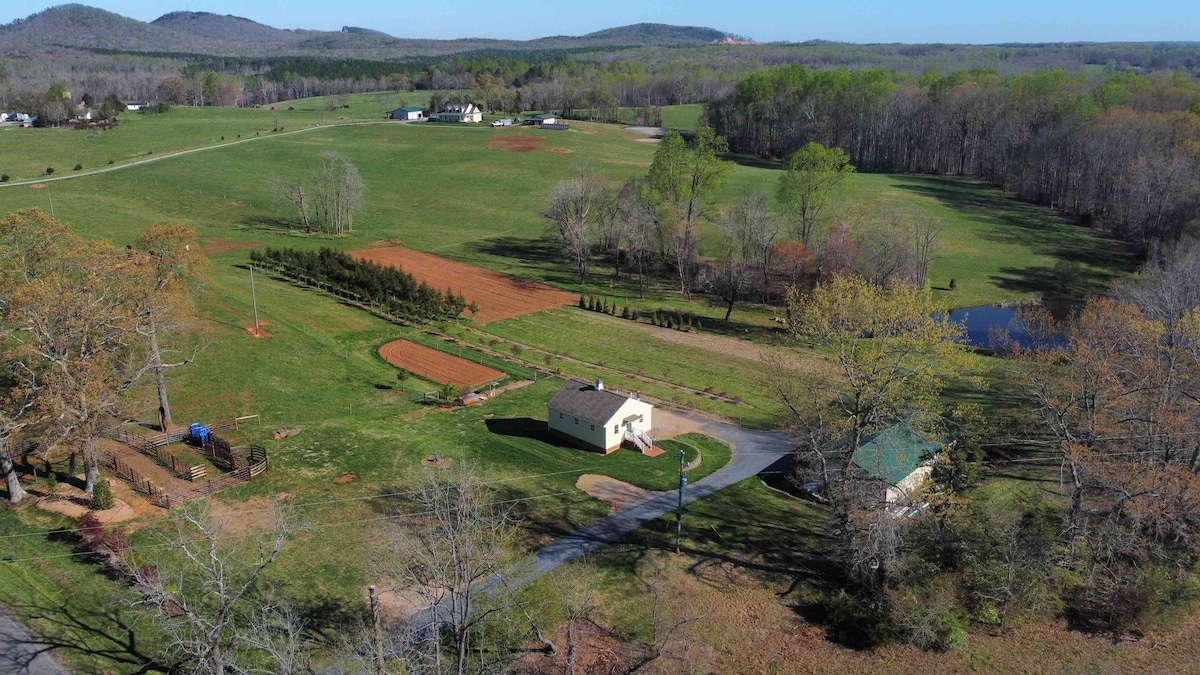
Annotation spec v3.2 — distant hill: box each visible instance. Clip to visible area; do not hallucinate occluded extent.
[0,4,229,53]
[0,5,734,58]
[575,23,728,46]
[150,11,303,48]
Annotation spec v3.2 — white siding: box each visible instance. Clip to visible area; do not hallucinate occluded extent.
[547,397,653,452]
[547,407,608,450]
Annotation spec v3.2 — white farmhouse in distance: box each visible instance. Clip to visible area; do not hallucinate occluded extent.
[547,380,654,454]
[434,103,483,123]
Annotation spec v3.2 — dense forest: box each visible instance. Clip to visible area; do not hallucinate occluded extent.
[709,66,1200,246]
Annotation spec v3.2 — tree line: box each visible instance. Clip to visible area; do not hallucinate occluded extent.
[768,241,1200,649]
[250,247,472,321]
[0,210,205,503]
[708,66,1200,246]
[543,131,941,320]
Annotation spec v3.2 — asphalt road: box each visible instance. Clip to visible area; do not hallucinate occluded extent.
[0,609,70,675]
[528,414,794,580]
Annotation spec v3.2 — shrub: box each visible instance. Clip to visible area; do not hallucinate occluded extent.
[578,295,587,309]
[91,480,115,510]
[511,344,523,355]
[45,472,58,495]
[45,167,54,175]
[543,354,552,366]
[0,174,8,182]
[73,163,82,171]
[107,159,114,164]
[488,338,499,347]
[949,278,958,291]
[78,512,130,569]
[220,136,225,141]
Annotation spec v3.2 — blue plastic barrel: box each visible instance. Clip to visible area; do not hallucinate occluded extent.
[189,422,210,446]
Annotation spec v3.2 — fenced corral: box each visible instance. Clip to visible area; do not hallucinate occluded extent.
[102,448,174,509]
[117,429,206,481]
[107,415,269,508]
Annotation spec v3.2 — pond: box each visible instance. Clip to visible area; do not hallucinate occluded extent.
[946,301,1073,349]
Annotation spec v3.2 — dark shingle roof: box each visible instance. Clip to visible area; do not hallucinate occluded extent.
[547,380,633,425]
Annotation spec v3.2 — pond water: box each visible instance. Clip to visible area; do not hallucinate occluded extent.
[946,301,1073,349]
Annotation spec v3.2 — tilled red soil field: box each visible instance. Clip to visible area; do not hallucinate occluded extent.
[348,246,577,324]
[379,339,504,388]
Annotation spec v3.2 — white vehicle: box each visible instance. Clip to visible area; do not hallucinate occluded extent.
[491,118,513,127]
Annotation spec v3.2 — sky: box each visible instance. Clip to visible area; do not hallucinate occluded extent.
[2,0,1198,43]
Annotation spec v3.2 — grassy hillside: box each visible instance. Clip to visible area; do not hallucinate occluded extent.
[0,105,1129,309]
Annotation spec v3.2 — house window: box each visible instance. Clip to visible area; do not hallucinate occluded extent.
[558,412,563,419]
[574,418,578,425]
[638,415,644,423]
[614,425,619,434]
[589,424,595,431]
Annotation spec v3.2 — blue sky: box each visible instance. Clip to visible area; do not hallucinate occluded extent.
[4,0,1198,43]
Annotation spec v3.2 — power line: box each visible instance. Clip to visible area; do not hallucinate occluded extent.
[1,490,578,565]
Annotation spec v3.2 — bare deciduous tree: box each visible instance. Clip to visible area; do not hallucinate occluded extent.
[382,465,525,675]
[543,175,600,287]
[132,499,305,675]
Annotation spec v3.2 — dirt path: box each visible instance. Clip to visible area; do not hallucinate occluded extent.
[0,120,388,189]
[576,474,653,513]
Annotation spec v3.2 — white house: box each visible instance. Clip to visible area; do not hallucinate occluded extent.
[527,113,559,126]
[126,102,147,111]
[389,106,424,120]
[434,103,483,123]
[547,380,654,454]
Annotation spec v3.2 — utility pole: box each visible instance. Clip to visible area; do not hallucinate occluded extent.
[675,446,686,554]
[368,585,385,675]
[249,263,260,336]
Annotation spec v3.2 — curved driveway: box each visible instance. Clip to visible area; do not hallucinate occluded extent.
[528,414,793,580]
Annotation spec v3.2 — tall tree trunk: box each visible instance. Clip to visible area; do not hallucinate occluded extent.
[83,437,99,495]
[149,328,172,430]
[212,641,225,675]
[2,446,26,504]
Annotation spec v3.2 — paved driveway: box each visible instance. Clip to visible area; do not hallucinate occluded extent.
[0,609,70,675]
[529,414,793,580]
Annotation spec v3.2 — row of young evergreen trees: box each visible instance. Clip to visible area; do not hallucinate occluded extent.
[251,247,471,321]
[578,294,703,331]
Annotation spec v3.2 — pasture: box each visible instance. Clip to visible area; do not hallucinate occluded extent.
[0,97,1138,672]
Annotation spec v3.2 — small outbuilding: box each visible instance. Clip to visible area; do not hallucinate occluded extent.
[390,106,425,121]
[526,113,560,126]
[851,424,941,504]
[547,380,654,454]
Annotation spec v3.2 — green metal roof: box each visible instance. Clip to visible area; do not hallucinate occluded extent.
[397,106,422,113]
[530,113,558,120]
[851,424,941,485]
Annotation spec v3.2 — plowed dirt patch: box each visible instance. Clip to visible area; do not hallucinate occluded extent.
[348,246,577,324]
[379,339,504,388]
[201,238,260,255]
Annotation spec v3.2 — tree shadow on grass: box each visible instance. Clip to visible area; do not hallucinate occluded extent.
[467,237,579,287]
[239,215,300,234]
[4,598,175,673]
[893,176,1136,278]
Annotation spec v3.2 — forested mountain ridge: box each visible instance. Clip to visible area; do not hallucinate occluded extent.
[0,5,735,57]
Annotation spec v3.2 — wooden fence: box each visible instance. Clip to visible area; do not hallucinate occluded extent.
[103,450,173,508]
[106,417,268,508]
[117,428,206,482]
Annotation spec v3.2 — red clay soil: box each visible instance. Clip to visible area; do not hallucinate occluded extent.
[348,246,577,324]
[379,339,504,388]
[487,134,570,156]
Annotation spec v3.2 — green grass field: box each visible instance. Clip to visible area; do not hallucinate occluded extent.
[0,98,1136,671]
[0,112,1129,310]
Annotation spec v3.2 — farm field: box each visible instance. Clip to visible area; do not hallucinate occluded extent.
[0,107,1130,310]
[378,338,505,387]
[473,306,822,428]
[0,96,1141,672]
[349,245,578,323]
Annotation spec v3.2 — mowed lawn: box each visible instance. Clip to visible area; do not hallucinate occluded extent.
[0,103,1129,309]
[475,307,804,428]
